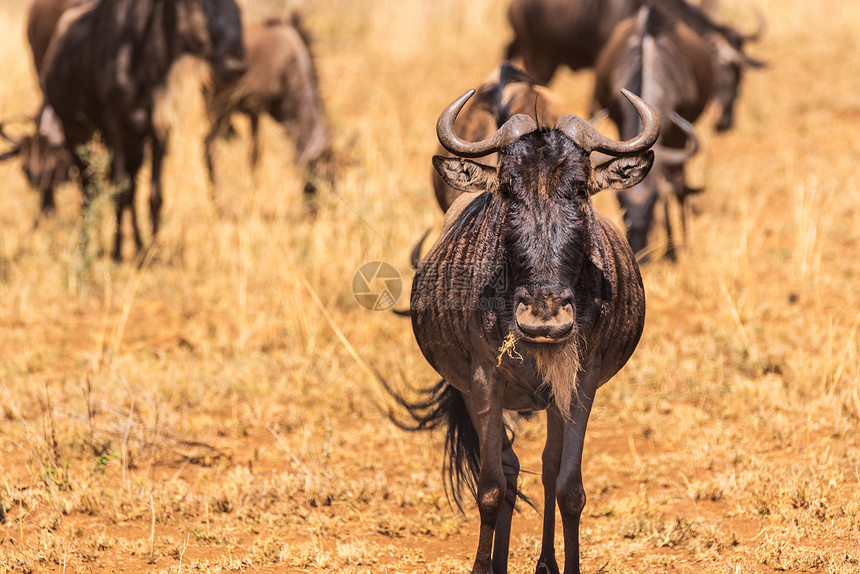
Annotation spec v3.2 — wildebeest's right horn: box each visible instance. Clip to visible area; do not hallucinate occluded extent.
[556,89,659,157]
[437,89,538,158]
[715,7,766,44]
[654,112,700,166]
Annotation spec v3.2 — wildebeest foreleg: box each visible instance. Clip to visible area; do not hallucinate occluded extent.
[663,195,677,261]
[535,407,564,574]
[39,185,57,216]
[149,133,167,238]
[558,376,597,574]
[249,113,261,172]
[111,144,145,262]
[492,431,521,574]
[32,185,57,231]
[465,363,506,574]
[679,196,689,249]
[204,113,229,187]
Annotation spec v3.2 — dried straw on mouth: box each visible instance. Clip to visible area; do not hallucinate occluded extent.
[496,332,524,366]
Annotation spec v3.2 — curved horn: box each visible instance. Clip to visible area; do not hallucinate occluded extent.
[436,89,538,158]
[742,8,767,42]
[712,7,766,46]
[0,147,21,161]
[0,122,22,146]
[654,112,700,166]
[555,89,659,156]
[714,33,767,69]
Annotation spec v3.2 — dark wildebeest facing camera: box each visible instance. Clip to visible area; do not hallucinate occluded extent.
[391,88,658,574]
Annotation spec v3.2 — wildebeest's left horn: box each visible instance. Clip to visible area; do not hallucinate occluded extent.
[556,89,659,157]
[437,89,538,158]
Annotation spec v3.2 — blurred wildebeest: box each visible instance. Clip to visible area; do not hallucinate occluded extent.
[593,5,710,260]
[393,89,657,574]
[505,0,636,84]
[0,0,80,216]
[506,0,765,131]
[644,0,766,131]
[41,0,246,261]
[204,15,333,198]
[16,0,187,227]
[431,62,567,212]
[0,109,72,215]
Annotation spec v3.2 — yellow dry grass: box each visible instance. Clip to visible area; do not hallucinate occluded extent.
[0,0,858,572]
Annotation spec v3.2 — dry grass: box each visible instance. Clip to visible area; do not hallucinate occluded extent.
[0,0,858,572]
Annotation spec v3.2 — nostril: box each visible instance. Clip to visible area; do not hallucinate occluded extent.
[559,303,574,323]
[515,301,529,321]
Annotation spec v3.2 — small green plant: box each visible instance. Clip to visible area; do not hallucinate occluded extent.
[93,451,120,474]
[69,143,121,294]
[38,461,71,491]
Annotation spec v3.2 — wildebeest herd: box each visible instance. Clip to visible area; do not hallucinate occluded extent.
[1,0,334,260]
[0,0,765,572]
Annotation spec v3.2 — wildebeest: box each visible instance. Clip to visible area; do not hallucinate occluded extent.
[0,0,80,216]
[0,109,73,215]
[12,0,187,227]
[505,0,636,84]
[395,89,657,574]
[204,15,333,198]
[41,0,246,261]
[505,0,764,132]
[643,0,766,131]
[592,5,712,260]
[431,63,567,212]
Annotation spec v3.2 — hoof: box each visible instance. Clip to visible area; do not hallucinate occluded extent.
[535,558,559,574]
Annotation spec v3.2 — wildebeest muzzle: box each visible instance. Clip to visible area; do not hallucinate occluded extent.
[514,284,575,343]
[617,184,658,260]
[215,54,247,82]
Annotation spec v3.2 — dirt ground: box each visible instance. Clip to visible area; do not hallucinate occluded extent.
[0,0,858,572]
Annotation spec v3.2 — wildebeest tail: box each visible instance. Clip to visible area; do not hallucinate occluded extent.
[383,379,480,511]
[383,378,531,512]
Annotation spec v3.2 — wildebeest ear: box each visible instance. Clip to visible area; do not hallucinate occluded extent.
[433,156,499,193]
[590,151,654,193]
